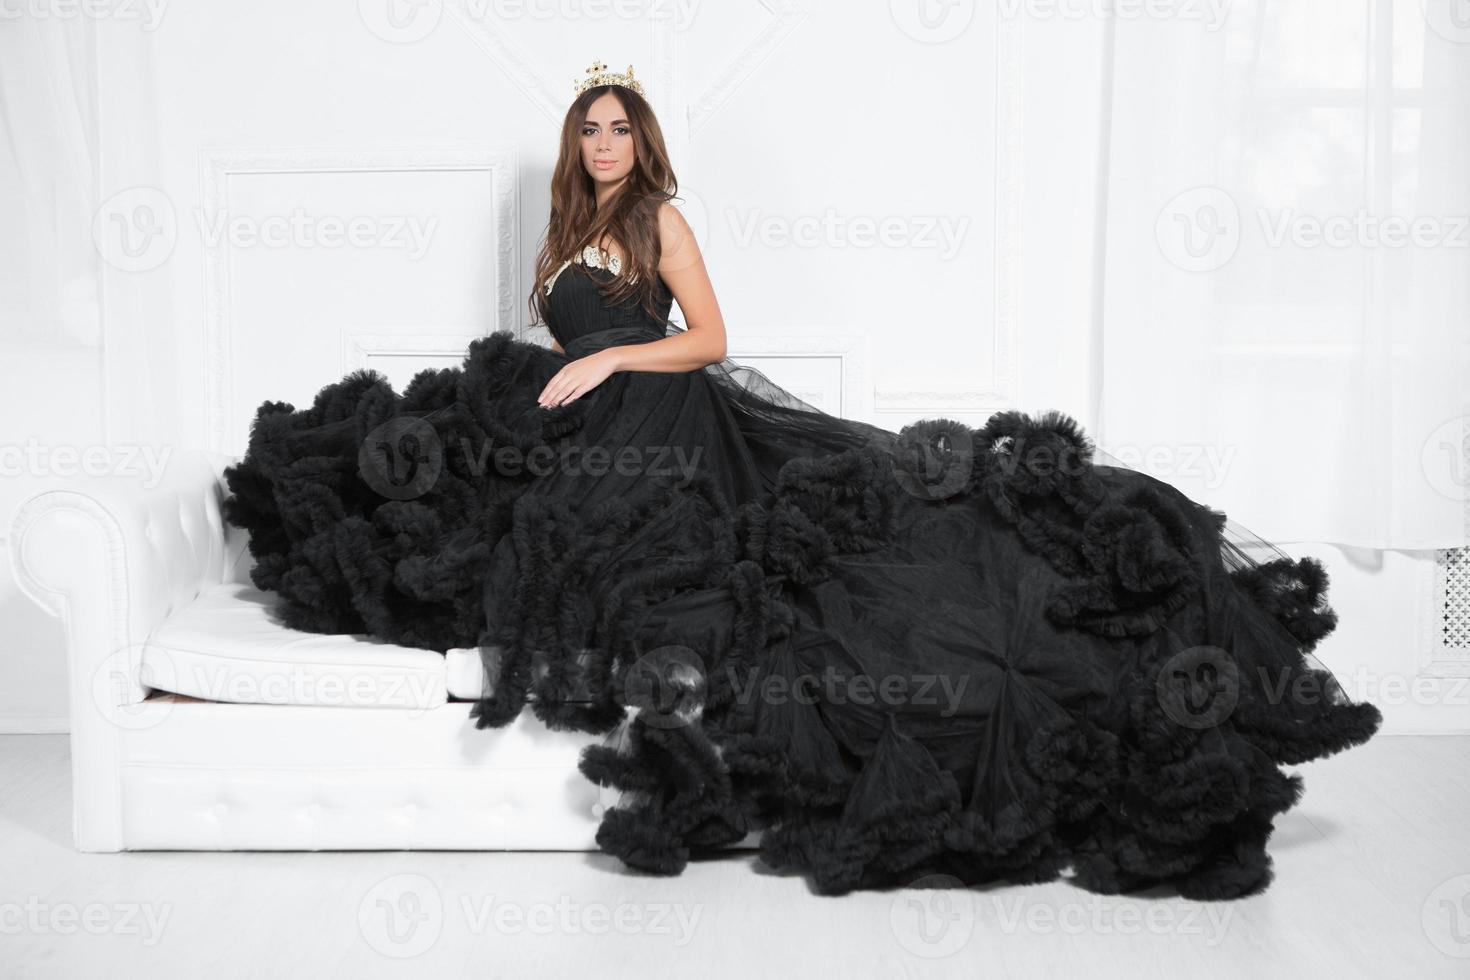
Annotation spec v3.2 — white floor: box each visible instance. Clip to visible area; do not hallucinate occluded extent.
[2,733,1468,979]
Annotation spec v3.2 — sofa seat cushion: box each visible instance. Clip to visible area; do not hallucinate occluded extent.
[141,583,448,708]
[445,647,488,701]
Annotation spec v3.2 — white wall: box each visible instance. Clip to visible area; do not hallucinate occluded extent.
[2,2,1461,733]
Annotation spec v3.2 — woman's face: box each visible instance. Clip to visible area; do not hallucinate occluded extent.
[580,91,636,186]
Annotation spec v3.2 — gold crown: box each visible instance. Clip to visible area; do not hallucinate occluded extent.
[573,59,645,98]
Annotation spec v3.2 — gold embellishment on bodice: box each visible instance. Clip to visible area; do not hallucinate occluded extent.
[543,244,624,297]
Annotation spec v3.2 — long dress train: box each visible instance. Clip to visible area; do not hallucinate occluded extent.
[221,247,1382,899]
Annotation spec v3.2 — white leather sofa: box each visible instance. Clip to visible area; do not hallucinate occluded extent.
[9,448,726,854]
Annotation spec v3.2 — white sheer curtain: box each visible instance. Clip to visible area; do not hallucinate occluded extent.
[1095,0,1469,549]
[0,16,100,349]
[0,14,181,449]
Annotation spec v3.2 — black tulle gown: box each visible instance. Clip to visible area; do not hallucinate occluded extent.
[222,248,1383,900]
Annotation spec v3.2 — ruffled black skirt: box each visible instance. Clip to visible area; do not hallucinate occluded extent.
[222,326,1382,900]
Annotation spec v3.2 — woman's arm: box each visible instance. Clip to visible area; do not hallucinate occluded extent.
[604,202,727,372]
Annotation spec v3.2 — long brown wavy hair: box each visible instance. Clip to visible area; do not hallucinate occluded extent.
[528,84,680,332]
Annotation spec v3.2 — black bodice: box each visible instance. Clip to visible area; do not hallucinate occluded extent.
[545,261,672,359]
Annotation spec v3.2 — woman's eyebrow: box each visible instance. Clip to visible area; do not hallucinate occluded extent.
[583,119,630,127]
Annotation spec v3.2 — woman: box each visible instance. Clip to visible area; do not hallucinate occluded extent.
[222,61,1382,900]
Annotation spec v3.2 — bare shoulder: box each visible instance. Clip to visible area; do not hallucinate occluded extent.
[656,200,693,236]
[656,201,702,274]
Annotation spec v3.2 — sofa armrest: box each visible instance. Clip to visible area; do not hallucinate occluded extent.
[7,448,248,849]
[10,447,248,655]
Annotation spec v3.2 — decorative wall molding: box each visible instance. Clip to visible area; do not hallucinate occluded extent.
[343,331,491,374]
[686,1,811,138]
[439,2,568,125]
[872,388,1010,418]
[725,331,871,420]
[199,145,518,454]
[991,8,1023,409]
[439,2,680,130]
[830,12,1023,422]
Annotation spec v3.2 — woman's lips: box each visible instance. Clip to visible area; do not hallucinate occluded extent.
[594,159,617,169]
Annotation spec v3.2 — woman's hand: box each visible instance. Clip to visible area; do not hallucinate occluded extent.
[537,349,620,408]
